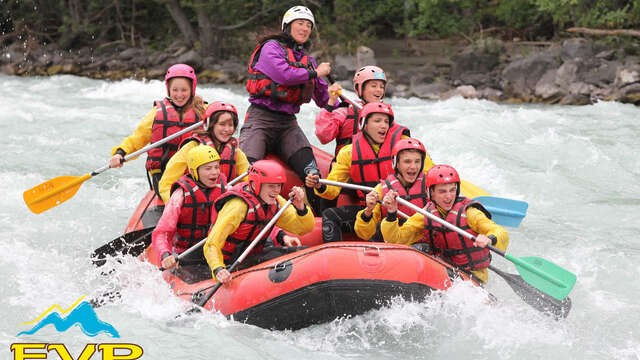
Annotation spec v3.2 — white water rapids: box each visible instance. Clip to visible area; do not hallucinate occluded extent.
[1,74,639,359]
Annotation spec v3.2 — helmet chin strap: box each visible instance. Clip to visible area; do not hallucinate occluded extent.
[167,97,183,112]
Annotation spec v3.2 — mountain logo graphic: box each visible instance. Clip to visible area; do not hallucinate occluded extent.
[17,296,120,338]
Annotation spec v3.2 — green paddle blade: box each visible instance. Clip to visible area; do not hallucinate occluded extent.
[506,255,577,300]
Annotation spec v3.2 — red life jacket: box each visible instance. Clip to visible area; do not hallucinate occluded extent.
[181,134,238,181]
[380,172,429,220]
[334,104,360,156]
[349,123,409,204]
[246,40,314,105]
[146,98,199,172]
[170,173,227,254]
[213,183,279,263]
[423,197,492,270]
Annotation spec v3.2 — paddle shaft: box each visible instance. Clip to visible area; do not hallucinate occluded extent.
[196,197,295,307]
[27,121,203,208]
[227,171,249,187]
[318,179,411,218]
[157,171,251,270]
[326,74,362,111]
[96,121,203,176]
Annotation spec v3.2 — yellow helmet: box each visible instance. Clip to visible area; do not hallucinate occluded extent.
[187,145,220,182]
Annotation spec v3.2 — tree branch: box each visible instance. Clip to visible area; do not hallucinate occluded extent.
[213,4,283,30]
[566,27,640,38]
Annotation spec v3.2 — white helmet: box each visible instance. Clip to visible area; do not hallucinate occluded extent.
[282,6,315,32]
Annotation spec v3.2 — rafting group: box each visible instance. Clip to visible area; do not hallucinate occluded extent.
[24,6,576,326]
[105,5,507,286]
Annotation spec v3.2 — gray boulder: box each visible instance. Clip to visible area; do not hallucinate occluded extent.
[451,38,503,79]
[535,69,564,102]
[333,54,357,80]
[561,38,593,61]
[614,64,640,88]
[412,82,451,100]
[501,51,561,99]
[356,46,376,68]
[176,49,203,70]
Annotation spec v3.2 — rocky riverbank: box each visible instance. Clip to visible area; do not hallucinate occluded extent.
[2,37,639,105]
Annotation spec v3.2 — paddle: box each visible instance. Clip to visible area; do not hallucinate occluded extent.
[320,82,528,226]
[391,196,576,301]
[488,265,572,318]
[319,178,574,316]
[24,121,203,214]
[192,197,296,309]
[318,179,521,228]
[473,196,528,228]
[91,227,155,267]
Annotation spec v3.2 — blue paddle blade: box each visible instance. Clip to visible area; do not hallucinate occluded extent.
[473,196,529,227]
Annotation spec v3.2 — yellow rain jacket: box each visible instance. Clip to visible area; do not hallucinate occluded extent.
[204,196,315,281]
[381,205,509,283]
[315,140,435,200]
[157,140,250,203]
[111,108,156,157]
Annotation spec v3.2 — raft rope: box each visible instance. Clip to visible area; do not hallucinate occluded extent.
[180,244,481,297]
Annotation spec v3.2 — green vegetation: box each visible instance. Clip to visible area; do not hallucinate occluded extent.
[2,0,639,57]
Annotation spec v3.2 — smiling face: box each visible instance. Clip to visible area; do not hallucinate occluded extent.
[431,183,458,211]
[361,80,386,103]
[363,113,390,144]
[195,161,220,188]
[168,78,192,107]
[289,19,312,44]
[396,150,423,185]
[257,182,283,205]
[211,112,236,144]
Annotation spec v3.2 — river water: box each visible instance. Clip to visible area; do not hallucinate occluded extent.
[1,74,639,359]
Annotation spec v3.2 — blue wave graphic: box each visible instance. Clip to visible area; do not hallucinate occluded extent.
[18,301,120,338]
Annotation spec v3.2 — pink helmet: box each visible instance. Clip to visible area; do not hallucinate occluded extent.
[392,138,426,171]
[359,102,394,130]
[353,66,386,98]
[426,164,460,198]
[249,160,286,195]
[165,64,197,97]
[203,101,239,130]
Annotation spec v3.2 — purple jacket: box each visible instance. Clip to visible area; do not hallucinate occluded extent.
[249,40,330,115]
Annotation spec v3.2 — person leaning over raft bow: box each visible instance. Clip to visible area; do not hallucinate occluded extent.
[109,64,205,194]
[315,65,388,157]
[381,165,509,284]
[354,138,431,242]
[152,145,227,270]
[157,101,249,203]
[241,5,337,211]
[305,102,435,243]
[204,160,315,284]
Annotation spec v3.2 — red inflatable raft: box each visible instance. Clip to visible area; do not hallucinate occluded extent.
[122,146,481,330]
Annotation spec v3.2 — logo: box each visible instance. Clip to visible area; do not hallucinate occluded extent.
[12,296,143,360]
[373,72,386,80]
[17,296,119,338]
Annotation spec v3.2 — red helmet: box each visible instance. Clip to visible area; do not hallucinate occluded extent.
[353,66,386,98]
[203,101,239,130]
[248,160,286,195]
[359,102,394,130]
[165,64,197,97]
[392,138,426,171]
[426,164,460,198]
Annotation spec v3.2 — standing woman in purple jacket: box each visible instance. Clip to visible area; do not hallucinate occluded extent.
[242,5,340,210]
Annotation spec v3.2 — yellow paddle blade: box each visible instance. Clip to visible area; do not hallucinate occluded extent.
[460,179,490,198]
[23,174,91,214]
